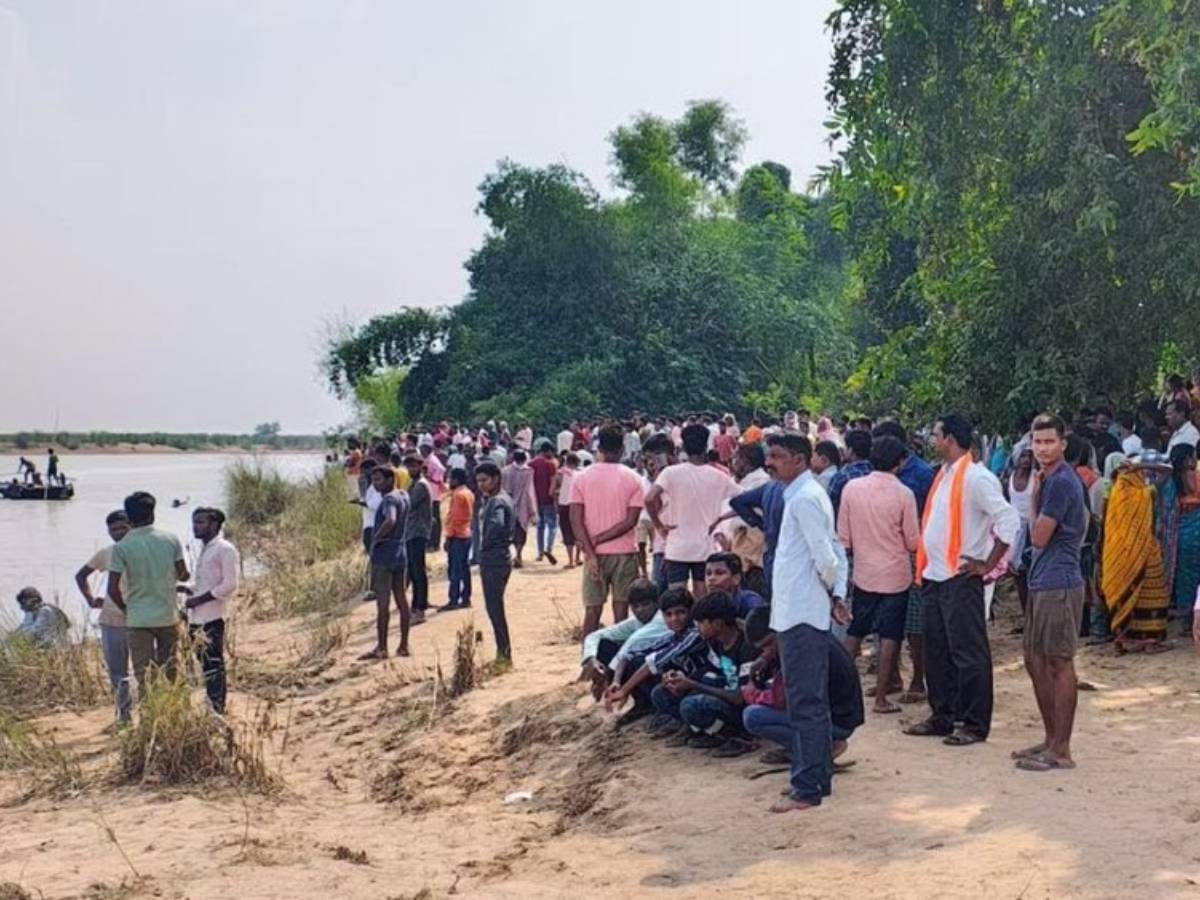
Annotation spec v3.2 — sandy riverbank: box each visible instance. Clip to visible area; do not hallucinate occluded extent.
[3,561,1199,899]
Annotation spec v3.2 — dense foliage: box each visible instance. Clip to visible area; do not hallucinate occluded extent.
[324,101,849,425]
[327,3,1200,432]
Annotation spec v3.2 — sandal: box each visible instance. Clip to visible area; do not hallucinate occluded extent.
[710,737,758,758]
[873,701,902,715]
[759,748,791,765]
[903,720,952,737]
[1015,753,1076,772]
[896,691,926,704]
[942,729,985,746]
[686,733,725,750]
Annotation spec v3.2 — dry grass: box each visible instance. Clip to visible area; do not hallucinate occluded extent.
[548,597,583,645]
[439,619,482,700]
[244,552,368,621]
[329,845,370,865]
[231,614,350,700]
[0,709,86,804]
[0,883,33,900]
[0,637,108,716]
[116,676,278,793]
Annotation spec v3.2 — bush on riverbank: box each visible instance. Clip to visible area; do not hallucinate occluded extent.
[226,463,363,620]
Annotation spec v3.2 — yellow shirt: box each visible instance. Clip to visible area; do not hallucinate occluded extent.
[395,468,412,491]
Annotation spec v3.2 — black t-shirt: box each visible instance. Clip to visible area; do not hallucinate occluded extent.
[827,634,865,732]
[704,629,761,692]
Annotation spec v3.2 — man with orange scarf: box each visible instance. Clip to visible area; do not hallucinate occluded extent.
[904,414,1019,746]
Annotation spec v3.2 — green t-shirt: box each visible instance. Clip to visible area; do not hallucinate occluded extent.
[108,525,184,628]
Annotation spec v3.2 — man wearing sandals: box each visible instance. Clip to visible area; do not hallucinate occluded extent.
[904,415,1018,747]
[1013,413,1086,772]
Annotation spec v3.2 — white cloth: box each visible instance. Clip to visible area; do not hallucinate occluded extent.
[1121,433,1143,456]
[362,485,381,531]
[1167,421,1200,451]
[1006,471,1034,570]
[920,457,1020,583]
[187,537,240,625]
[557,429,574,454]
[770,471,844,634]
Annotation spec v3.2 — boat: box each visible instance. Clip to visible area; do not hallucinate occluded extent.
[1,481,75,501]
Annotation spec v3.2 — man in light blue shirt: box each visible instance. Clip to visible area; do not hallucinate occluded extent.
[581,579,668,702]
[765,433,849,814]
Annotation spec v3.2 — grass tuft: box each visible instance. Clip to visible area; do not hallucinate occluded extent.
[0,637,108,716]
[116,676,278,793]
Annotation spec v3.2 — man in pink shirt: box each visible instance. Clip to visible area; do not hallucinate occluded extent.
[420,443,446,549]
[569,425,646,638]
[645,424,740,598]
[837,435,920,714]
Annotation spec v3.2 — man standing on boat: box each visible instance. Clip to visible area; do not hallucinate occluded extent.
[46,448,61,486]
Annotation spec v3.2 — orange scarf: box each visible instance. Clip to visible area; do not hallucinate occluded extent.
[915,456,971,585]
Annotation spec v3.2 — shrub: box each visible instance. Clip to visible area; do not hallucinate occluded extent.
[117,676,278,793]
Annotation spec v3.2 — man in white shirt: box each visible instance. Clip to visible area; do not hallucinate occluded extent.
[766,433,849,814]
[1165,401,1199,451]
[905,414,1018,747]
[182,507,240,714]
[1116,412,1143,457]
[557,423,575,455]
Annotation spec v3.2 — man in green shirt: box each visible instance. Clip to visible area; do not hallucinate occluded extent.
[108,491,189,695]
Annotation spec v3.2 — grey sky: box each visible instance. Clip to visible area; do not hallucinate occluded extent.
[0,1,837,433]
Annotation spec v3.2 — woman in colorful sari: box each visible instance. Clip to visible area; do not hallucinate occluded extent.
[1161,445,1200,636]
[1101,463,1171,652]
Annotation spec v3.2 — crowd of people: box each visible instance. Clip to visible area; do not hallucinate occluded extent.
[342,374,1199,812]
[7,375,1197,805]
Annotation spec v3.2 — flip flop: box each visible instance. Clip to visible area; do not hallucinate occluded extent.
[904,721,952,737]
[1015,754,1076,772]
[873,702,902,715]
[833,759,857,772]
[759,748,791,765]
[1010,745,1048,760]
[942,730,984,746]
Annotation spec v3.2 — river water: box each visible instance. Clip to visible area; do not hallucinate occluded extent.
[0,452,325,632]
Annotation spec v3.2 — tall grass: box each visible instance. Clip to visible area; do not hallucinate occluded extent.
[0,709,86,802]
[225,462,363,619]
[0,637,108,716]
[117,675,278,793]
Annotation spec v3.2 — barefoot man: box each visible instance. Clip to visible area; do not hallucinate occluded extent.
[1014,413,1086,772]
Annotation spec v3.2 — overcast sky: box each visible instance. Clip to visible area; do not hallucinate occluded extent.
[0,1,837,433]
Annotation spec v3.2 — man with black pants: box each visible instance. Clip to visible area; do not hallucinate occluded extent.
[182,507,239,714]
[403,454,433,625]
[475,461,516,664]
[905,414,1018,746]
[763,434,849,814]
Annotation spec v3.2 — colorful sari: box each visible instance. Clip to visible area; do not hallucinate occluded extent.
[1161,477,1200,618]
[1101,472,1170,646]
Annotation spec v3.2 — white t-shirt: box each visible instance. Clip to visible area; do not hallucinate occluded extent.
[1168,421,1200,451]
[557,430,574,454]
[362,485,382,531]
[654,462,739,562]
[86,545,126,628]
[1121,433,1143,456]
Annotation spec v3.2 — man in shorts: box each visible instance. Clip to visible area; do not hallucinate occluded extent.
[837,436,920,714]
[569,424,646,638]
[1014,413,1086,772]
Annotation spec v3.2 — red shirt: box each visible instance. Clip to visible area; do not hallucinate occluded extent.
[529,455,559,506]
[713,433,738,464]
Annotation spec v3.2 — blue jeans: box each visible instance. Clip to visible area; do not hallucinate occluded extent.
[744,704,852,751]
[652,553,666,593]
[778,623,832,806]
[650,674,737,735]
[100,623,132,723]
[536,504,558,556]
[447,537,472,606]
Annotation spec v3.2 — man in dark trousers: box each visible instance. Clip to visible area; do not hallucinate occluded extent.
[475,461,516,664]
[904,414,1018,746]
[402,454,433,625]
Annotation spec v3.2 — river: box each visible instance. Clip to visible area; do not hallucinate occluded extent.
[0,452,325,632]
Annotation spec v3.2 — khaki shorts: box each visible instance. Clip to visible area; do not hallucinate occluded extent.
[582,553,640,608]
[1023,585,1085,659]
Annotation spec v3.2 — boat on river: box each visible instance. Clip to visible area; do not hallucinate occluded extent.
[1,480,75,501]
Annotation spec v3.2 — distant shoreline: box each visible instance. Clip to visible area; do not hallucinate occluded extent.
[0,443,326,456]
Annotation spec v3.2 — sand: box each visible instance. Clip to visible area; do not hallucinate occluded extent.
[3,561,1200,900]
